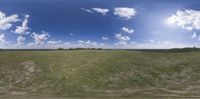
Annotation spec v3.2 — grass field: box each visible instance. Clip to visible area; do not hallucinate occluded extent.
[0,50,200,98]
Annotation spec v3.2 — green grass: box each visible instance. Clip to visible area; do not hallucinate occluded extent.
[0,50,200,98]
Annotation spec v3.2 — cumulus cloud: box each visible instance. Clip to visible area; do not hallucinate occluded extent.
[0,11,19,30]
[102,36,108,40]
[0,33,10,48]
[114,40,194,49]
[115,33,131,45]
[63,40,104,48]
[192,32,197,38]
[132,41,187,49]
[0,33,6,45]
[122,27,134,34]
[46,40,62,48]
[80,8,94,13]
[27,42,35,46]
[149,39,155,43]
[45,40,106,49]
[14,15,30,35]
[115,27,134,45]
[92,8,110,15]
[167,9,200,31]
[17,35,25,45]
[114,7,137,19]
[47,40,62,45]
[115,33,130,41]
[115,41,127,46]
[77,40,98,47]
[30,31,50,45]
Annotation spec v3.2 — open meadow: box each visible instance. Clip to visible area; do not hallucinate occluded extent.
[0,49,200,98]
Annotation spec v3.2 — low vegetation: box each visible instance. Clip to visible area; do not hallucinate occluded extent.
[0,49,200,98]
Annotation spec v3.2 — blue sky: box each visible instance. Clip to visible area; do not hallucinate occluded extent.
[0,0,200,49]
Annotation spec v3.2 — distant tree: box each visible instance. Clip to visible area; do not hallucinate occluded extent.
[97,48,102,50]
[58,48,65,50]
[69,48,74,50]
[90,48,96,50]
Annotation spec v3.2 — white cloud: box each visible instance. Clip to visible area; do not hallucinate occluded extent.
[77,40,98,47]
[14,15,30,35]
[17,35,25,45]
[30,31,50,45]
[67,40,106,48]
[102,36,108,40]
[0,33,10,48]
[46,40,62,48]
[80,8,94,13]
[0,11,19,30]
[114,7,137,19]
[0,33,6,45]
[115,33,130,41]
[115,41,127,46]
[27,42,35,46]
[192,32,197,38]
[115,27,134,46]
[198,35,200,41]
[149,39,155,43]
[114,40,194,49]
[81,8,109,16]
[132,41,193,49]
[92,8,109,15]
[167,9,200,31]
[45,40,106,48]
[115,33,131,45]
[122,27,134,34]
[9,39,195,49]
[47,40,62,45]
[99,43,105,46]
[70,33,74,36]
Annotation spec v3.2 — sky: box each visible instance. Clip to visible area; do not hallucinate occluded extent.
[0,0,200,49]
